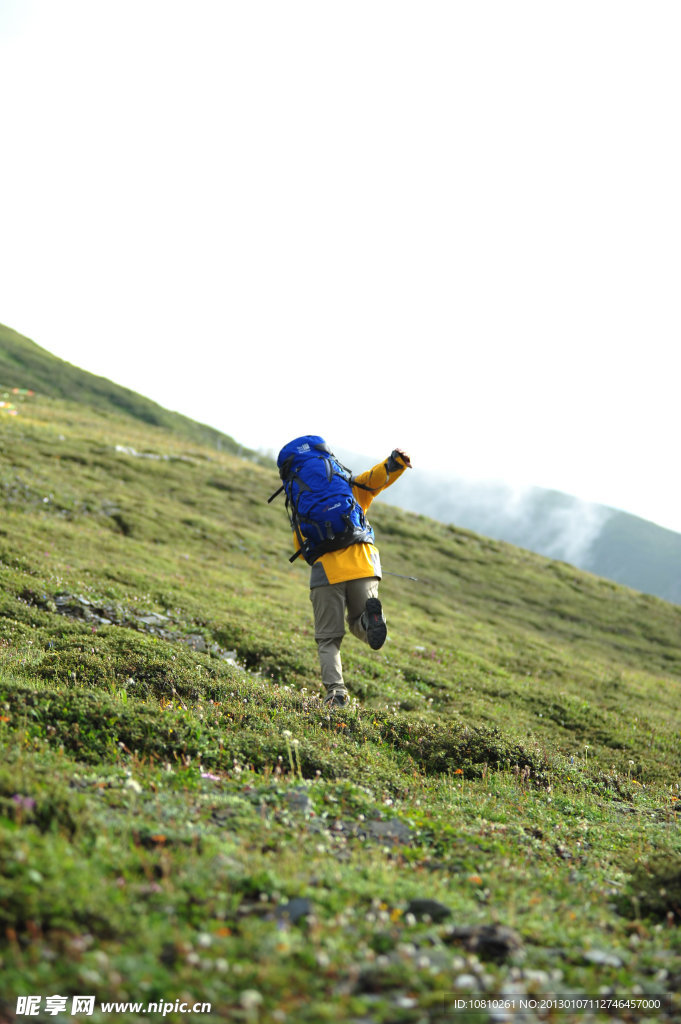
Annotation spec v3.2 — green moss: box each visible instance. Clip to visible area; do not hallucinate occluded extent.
[0,368,679,1020]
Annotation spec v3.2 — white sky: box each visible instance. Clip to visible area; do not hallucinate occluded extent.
[1,1,680,532]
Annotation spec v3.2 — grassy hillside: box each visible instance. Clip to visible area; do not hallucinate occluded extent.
[1,389,680,1022]
[589,511,681,606]
[0,321,265,459]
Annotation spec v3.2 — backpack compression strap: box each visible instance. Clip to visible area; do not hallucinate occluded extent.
[289,518,375,564]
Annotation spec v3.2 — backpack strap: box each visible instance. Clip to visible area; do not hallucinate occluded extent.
[289,522,375,565]
[332,455,378,495]
[283,480,309,562]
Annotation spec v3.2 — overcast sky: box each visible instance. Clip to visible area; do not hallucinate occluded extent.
[1,1,680,531]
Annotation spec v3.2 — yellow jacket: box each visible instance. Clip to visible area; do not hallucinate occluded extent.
[302,452,409,588]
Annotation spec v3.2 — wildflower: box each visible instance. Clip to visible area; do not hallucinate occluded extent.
[12,795,36,810]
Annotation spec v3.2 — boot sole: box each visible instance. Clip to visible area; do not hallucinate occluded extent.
[365,597,387,650]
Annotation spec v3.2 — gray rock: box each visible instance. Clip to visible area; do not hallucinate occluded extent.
[284,789,314,815]
[441,923,523,962]
[275,897,312,924]
[406,898,453,923]
[583,948,623,967]
[363,818,413,845]
[183,633,209,652]
[137,613,170,627]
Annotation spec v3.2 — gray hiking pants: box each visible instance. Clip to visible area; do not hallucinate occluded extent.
[310,576,380,693]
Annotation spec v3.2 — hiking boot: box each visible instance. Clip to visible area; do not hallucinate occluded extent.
[324,688,348,708]
[362,597,387,650]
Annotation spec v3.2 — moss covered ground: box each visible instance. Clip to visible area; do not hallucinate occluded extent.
[0,392,680,1023]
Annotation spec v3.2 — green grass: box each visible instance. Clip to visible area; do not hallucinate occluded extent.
[0,377,680,1022]
[0,321,266,458]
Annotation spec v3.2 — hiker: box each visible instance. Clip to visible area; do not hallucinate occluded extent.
[271,437,411,707]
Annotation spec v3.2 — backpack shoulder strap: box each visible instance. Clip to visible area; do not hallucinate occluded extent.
[330,455,379,494]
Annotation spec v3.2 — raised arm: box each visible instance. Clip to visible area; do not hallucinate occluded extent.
[352,449,412,512]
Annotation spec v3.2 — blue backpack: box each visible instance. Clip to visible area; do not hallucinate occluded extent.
[268,435,375,565]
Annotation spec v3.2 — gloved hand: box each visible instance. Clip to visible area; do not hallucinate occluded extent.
[391,448,412,469]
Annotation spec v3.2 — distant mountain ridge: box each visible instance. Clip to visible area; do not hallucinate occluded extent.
[335,448,681,606]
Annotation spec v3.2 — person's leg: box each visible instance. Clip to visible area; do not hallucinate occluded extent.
[310,583,348,702]
[346,577,387,650]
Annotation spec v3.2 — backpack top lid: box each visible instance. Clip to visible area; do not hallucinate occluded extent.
[277,435,332,475]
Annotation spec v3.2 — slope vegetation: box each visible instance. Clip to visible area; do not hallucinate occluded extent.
[1,386,680,1021]
[1,321,260,456]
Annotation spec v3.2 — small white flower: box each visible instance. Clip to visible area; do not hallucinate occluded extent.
[240,990,263,1010]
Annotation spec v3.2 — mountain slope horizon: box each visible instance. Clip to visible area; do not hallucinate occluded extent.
[335,448,681,607]
[4,320,679,605]
[0,320,264,459]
